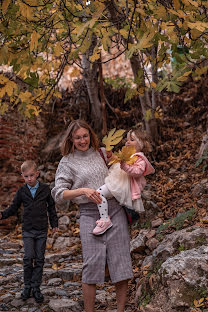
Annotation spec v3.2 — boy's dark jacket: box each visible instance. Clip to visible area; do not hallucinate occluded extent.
[1,182,58,232]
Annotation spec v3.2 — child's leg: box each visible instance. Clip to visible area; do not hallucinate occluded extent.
[93,184,113,235]
[23,236,35,289]
[96,184,112,220]
[31,234,47,289]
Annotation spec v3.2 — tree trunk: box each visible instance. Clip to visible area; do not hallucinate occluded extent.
[81,37,102,132]
[129,54,159,144]
[98,55,107,136]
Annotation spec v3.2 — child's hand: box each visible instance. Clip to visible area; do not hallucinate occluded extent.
[120,160,125,168]
[110,153,118,161]
[106,151,112,158]
[52,227,58,233]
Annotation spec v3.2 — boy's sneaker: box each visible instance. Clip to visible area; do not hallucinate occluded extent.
[93,217,113,235]
[21,287,31,300]
[32,287,44,303]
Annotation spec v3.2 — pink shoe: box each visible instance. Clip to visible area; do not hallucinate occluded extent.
[93,217,113,235]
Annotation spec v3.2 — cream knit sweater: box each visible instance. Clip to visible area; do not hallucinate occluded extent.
[51,147,108,205]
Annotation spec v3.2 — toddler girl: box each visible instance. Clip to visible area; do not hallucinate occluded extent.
[93,129,155,235]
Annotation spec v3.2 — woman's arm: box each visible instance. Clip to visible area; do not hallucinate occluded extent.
[63,188,102,204]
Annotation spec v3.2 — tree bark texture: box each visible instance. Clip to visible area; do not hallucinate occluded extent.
[81,36,102,132]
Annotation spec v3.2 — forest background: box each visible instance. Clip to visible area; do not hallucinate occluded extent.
[0,0,208,311]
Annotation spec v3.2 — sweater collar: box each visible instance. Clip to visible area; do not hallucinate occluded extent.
[73,147,95,158]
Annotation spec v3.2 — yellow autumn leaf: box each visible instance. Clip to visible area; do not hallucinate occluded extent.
[102,128,126,151]
[181,0,191,5]
[199,298,205,304]
[136,31,155,50]
[52,263,58,270]
[177,70,192,82]
[169,9,185,18]
[0,74,9,84]
[25,104,41,117]
[109,146,137,165]
[18,2,33,20]
[0,87,6,97]
[101,32,111,51]
[79,32,92,54]
[2,0,11,14]
[19,91,32,102]
[187,22,208,32]
[188,0,199,7]
[145,109,153,122]
[73,228,80,234]
[120,29,129,39]
[70,67,81,78]
[54,42,64,56]
[194,298,204,307]
[173,0,180,9]
[5,80,16,96]
[30,31,40,52]
[53,90,62,98]
[154,6,167,19]
[0,102,8,114]
[136,8,146,16]
[74,20,91,37]
[200,219,208,224]
[89,49,101,62]
[151,81,157,88]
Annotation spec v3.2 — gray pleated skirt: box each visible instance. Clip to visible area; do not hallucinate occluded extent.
[79,198,133,284]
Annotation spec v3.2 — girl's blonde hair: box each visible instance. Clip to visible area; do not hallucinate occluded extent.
[128,129,152,153]
[60,119,99,156]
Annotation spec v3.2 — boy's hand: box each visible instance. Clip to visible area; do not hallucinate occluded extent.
[0,212,2,220]
[52,227,58,233]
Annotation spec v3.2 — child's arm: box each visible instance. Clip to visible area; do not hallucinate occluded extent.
[0,189,22,220]
[120,158,146,177]
[47,189,58,230]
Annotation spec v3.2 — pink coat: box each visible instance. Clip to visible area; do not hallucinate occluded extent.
[120,152,155,200]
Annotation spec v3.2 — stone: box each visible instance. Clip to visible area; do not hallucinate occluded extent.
[146,238,159,251]
[58,215,70,226]
[48,277,62,286]
[53,237,80,250]
[151,218,163,228]
[58,263,82,281]
[159,246,208,308]
[48,298,82,312]
[130,231,146,253]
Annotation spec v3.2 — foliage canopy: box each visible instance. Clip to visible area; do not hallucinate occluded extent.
[0,0,207,116]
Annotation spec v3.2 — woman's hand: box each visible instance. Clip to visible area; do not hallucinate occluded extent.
[83,188,102,204]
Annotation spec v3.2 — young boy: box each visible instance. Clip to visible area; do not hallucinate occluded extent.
[0,160,58,303]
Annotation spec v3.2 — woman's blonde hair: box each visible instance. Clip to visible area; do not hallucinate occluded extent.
[128,129,152,153]
[60,119,99,156]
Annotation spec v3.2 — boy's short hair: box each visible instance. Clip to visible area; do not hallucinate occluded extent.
[21,160,38,173]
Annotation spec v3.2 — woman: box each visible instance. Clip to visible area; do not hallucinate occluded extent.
[51,120,133,312]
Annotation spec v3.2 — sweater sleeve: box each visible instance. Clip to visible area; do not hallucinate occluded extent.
[1,188,22,219]
[46,187,58,229]
[51,160,73,205]
[120,158,146,178]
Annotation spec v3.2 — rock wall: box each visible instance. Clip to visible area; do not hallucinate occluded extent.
[0,112,46,228]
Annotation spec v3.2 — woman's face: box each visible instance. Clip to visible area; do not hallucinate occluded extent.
[72,127,90,152]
